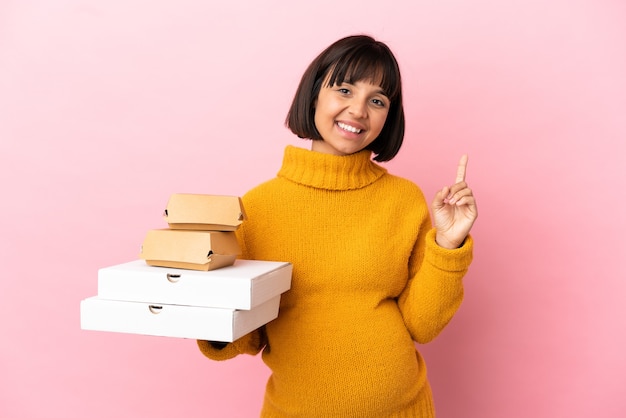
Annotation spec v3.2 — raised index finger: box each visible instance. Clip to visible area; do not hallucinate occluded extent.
[455,154,468,183]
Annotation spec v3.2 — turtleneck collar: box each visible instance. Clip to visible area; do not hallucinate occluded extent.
[277,145,387,191]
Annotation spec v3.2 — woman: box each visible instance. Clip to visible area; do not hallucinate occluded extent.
[198,34,477,417]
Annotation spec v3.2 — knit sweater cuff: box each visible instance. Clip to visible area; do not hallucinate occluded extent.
[424,228,474,273]
[197,339,241,361]
[197,329,265,361]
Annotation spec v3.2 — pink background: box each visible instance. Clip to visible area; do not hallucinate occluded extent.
[1,0,625,417]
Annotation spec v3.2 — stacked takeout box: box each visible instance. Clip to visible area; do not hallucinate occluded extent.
[80,194,292,342]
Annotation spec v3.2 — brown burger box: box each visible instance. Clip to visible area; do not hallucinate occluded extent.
[139,229,240,271]
[164,193,246,231]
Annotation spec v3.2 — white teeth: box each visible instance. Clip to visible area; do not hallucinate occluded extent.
[338,122,362,133]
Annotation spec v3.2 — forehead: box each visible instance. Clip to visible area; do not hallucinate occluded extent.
[323,71,386,91]
[326,62,383,83]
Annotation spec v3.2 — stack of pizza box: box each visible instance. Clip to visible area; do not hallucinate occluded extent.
[80,194,292,342]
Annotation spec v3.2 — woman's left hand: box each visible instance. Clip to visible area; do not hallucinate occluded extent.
[431,155,478,249]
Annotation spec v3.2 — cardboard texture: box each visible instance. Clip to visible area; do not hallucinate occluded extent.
[97,259,292,310]
[80,295,281,342]
[140,229,241,271]
[164,193,246,231]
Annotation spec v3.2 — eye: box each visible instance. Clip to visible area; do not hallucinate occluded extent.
[371,98,387,107]
[337,87,351,95]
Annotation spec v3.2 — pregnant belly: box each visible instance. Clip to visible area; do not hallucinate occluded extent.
[261,302,428,417]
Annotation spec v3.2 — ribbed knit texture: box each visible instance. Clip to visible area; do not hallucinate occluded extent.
[197,145,473,417]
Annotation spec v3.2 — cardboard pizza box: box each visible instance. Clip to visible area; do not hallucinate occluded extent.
[80,295,281,342]
[97,259,292,310]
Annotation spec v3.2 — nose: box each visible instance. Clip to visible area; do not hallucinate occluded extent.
[349,99,368,119]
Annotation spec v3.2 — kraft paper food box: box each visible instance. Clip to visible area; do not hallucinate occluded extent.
[164,194,246,231]
[139,229,240,271]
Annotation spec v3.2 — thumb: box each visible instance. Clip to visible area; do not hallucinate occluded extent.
[432,186,449,210]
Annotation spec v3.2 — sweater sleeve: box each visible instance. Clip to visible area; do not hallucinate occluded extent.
[197,326,267,361]
[397,226,474,344]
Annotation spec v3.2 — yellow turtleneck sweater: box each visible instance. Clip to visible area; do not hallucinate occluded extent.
[198,145,473,417]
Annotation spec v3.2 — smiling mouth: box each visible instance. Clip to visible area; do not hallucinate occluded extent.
[337,122,362,134]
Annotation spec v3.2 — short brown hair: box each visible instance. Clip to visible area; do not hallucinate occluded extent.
[286,35,405,162]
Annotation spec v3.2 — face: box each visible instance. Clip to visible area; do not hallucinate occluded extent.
[312,77,390,157]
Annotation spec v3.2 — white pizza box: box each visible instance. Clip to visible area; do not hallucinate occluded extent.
[97,259,292,310]
[80,294,281,342]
